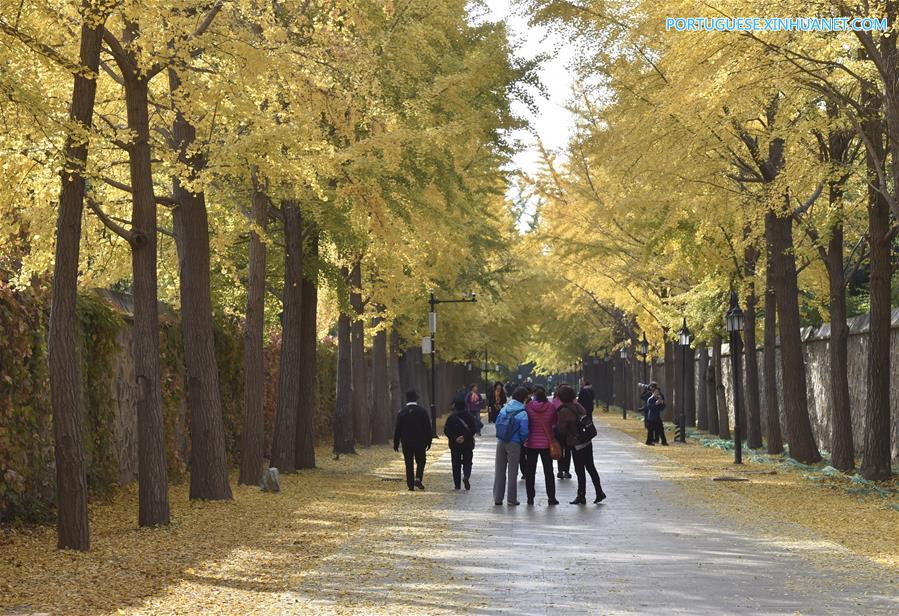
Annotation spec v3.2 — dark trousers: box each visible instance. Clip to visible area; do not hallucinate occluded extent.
[572,443,603,498]
[557,443,571,474]
[524,447,556,501]
[450,447,473,488]
[402,443,426,489]
[653,419,667,445]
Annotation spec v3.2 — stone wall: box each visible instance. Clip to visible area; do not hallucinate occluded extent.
[674,309,899,463]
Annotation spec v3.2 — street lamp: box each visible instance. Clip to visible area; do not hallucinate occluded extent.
[726,291,745,464]
[639,333,649,384]
[619,346,628,420]
[677,318,691,443]
[428,291,477,437]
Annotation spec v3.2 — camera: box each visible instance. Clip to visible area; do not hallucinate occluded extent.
[637,382,653,412]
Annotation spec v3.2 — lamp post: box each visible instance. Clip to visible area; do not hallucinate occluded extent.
[428,291,476,437]
[639,333,649,384]
[619,347,628,420]
[726,291,745,464]
[677,318,691,443]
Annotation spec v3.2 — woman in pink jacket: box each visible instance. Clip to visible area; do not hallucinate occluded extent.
[523,385,559,505]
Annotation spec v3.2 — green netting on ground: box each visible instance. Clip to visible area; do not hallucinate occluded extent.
[693,435,899,499]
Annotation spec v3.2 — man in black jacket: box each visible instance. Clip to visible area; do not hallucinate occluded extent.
[394,390,433,491]
[444,397,477,490]
[577,380,595,414]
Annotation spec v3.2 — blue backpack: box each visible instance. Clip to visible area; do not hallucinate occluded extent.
[496,409,523,443]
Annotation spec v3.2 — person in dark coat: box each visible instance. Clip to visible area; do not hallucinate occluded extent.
[394,389,433,490]
[444,398,477,490]
[577,379,595,414]
[488,381,507,423]
[644,382,668,446]
[556,385,606,504]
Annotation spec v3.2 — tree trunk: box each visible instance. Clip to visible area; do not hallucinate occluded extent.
[271,203,303,473]
[743,285,763,449]
[334,278,355,454]
[349,261,370,446]
[770,203,821,463]
[370,314,391,444]
[685,345,695,427]
[861,102,893,479]
[48,3,108,550]
[663,339,675,421]
[826,220,854,471]
[697,346,709,431]
[705,343,719,436]
[295,221,318,469]
[388,330,402,416]
[763,283,784,454]
[712,335,730,439]
[239,180,268,485]
[169,70,232,500]
[124,74,170,526]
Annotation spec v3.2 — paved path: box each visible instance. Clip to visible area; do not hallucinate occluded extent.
[286,421,898,615]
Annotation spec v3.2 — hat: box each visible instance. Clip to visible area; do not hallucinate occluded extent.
[405,389,419,402]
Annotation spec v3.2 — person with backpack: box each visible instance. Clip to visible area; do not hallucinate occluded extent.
[556,385,606,505]
[393,389,433,491]
[645,382,668,446]
[493,386,530,506]
[551,383,573,479]
[444,397,477,490]
[523,385,559,505]
[577,379,595,414]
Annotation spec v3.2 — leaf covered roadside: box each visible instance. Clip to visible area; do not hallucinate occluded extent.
[598,413,899,573]
[0,441,446,615]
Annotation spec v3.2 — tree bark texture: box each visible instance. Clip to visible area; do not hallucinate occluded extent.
[861,100,893,480]
[770,204,821,464]
[712,335,730,439]
[349,261,370,446]
[169,69,232,500]
[295,221,318,469]
[271,203,303,473]
[697,346,709,431]
[124,72,170,525]
[763,284,784,455]
[239,182,268,485]
[48,3,108,550]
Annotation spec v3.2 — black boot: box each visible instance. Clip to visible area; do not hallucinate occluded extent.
[569,496,586,505]
[594,491,607,503]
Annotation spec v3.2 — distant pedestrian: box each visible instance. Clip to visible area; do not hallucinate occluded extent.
[444,398,477,490]
[523,385,559,505]
[493,387,530,506]
[556,385,606,505]
[577,379,595,414]
[393,390,433,491]
[466,383,484,435]
[488,381,507,423]
[644,382,668,446]
[551,383,572,479]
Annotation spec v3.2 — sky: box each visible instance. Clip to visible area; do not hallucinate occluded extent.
[476,0,579,225]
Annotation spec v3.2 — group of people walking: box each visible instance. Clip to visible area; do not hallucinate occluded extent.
[392,380,607,507]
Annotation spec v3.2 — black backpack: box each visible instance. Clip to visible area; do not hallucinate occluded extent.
[576,412,597,443]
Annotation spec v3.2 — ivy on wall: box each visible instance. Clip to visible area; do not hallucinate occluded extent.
[1,286,337,524]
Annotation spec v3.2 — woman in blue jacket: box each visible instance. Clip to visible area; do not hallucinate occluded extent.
[493,387,529,506]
